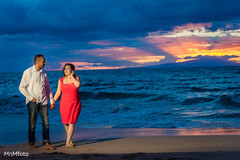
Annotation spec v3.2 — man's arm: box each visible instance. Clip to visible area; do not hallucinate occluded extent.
[19,70,34,101]
[45,73,55,105]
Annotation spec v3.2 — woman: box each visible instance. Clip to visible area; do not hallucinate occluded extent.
[54,63,81,148]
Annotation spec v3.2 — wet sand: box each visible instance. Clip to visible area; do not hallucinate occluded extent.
[1,135,240,160]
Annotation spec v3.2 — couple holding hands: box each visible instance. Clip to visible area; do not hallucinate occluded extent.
[19,54,81,150]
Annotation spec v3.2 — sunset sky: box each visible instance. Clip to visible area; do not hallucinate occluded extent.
[1,0,240,71]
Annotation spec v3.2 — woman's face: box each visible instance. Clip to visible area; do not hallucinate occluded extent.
[64,65,72,76]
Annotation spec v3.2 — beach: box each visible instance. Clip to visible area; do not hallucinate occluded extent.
[2,114,240,159]
[1,135,240,160]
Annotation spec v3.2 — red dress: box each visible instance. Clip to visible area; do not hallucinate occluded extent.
[60,76,81,124]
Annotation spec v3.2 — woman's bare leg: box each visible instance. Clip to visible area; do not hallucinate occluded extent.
[65,123,75,148]
[64,124,74,146]
[64,124,69,134]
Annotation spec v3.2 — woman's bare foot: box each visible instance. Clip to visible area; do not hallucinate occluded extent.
[65,144,76,148]
[70,140,75,146]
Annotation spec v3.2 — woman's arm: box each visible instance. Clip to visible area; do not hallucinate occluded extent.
[53,79,62,102]
[72,76,81,88]
[71,71,81,88]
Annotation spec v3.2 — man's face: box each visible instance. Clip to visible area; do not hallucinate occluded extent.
[36,57,46,69]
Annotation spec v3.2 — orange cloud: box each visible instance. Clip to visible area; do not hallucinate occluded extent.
[145,23,240,63]
[59,62,133,70]
[72,47,165,64]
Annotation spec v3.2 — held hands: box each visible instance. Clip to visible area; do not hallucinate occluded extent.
[50,104,55,110]
[32,98,55,110]
[32,98,37,102]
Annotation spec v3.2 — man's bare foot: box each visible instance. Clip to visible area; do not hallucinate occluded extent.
[44,143,56,150]
[29,144,37,149]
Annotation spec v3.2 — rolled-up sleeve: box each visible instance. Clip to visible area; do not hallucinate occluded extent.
[19,70,34,101]
[45,74,55,105]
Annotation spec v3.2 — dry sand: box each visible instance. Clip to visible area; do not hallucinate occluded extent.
[1,135,240,160]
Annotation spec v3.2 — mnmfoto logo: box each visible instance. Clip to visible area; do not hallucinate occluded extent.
[4,151,29,157]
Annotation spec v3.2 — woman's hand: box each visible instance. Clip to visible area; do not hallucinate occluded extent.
[71,70,75,77]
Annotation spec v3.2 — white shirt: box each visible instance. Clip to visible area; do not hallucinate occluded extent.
[19,65,55,105]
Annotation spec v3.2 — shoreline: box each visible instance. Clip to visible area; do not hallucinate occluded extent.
[1,114,240,145]
[1,114,240,159]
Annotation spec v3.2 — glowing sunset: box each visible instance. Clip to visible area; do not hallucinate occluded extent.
[146,23,240,64]
[0,0,240,71]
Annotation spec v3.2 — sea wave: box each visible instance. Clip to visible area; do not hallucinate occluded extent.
[190,87,221,92]
[149,95,175,102]
[198,113,240,119]
[79,91,153,100]
[109,103,131,113]
[182,97,215,105]
[217,94,240,107]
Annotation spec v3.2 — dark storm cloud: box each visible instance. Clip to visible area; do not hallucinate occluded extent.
[1,0,240,41]
[180,55,240,67]
[184,55,239,61]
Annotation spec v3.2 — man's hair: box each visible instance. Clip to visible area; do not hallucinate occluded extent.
[34,54,45,64]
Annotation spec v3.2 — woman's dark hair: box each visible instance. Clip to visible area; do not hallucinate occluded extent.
[63,63,76,77]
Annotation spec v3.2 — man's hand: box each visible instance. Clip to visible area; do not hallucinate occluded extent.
[50,104,55,110]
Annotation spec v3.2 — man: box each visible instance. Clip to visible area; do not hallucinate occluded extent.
[19,54,56,150]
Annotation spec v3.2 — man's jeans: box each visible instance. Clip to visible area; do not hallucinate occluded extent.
[27,101,50,145]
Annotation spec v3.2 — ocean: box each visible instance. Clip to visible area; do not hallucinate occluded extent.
[1,66,240,129]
